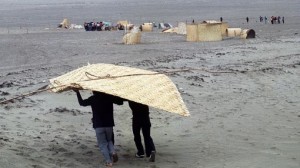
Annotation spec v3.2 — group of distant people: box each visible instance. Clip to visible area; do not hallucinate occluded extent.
[84,22,111,31]
[83,22,133,31]
[259,16,285,24]
[73,89,156,167]
[218,16,285,24]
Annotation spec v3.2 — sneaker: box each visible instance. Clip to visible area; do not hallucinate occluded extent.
[105,162,113,167]
[149,151,156,162]
[135,153,145,158]
[112,153,118,163]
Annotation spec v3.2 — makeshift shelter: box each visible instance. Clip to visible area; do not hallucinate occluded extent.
[58,19,70,29]
[186,24,198,42]
[198,23,222,41]
[49,63,190,116]
[117,20,134,30]
[122,26,141,44]
[220,22,229,37]
[186,23,222,42]
[240,29,255,39]
[123,33,141,44]
[141,23,153,32]
[69,24,84,29]
[117,20,129,26]
[202,20,221,24]
[102,21,112,30]
[162,27,178,33]
[177,22,187,35]
[158,23,173,29]
[201,20,228,36]
[226,28,242,37]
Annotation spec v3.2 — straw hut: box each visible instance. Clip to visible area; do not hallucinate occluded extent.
[240,29,255,39]
[202,20,228,35]
[177,22,187,35]
[123,32,141,44]
[202,20,220,24]
[117,20,134,30]
[117,20,129,26]
[220,22,229,37]
[186,24,198,42]
[226,28,242,37]
[58,18,70,29]
[122,27,141,45]
[141,23,153,32]
[186,23,222,42]
[198,23,222,41]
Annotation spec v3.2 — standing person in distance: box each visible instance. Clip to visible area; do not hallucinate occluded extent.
[264,16,267,24]
[128,100,156,162]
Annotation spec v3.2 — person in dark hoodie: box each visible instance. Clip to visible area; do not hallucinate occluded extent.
[128,100,156,162]
[73,89,123,167]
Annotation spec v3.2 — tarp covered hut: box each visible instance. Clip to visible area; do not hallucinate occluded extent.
[103,21,112,27]
[158,23,173,29]
[226,28,242,37]
[240,29,255,39]
[162,27,178,33]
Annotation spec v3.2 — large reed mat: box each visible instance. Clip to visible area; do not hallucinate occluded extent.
[49,63,190,116]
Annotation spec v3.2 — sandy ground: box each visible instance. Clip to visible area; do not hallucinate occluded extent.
[0,0,300,168]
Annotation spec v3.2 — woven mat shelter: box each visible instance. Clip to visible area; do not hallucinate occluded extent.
[49,63,190,116]
[123,32,141,44]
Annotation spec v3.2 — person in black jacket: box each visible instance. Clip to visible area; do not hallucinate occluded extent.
[128,100,156,162]
[74,89,123,167]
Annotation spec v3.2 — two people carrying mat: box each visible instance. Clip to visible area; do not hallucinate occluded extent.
[73,89,156,167]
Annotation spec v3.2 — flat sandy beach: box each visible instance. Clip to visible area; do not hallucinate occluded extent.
[0,0,299,168]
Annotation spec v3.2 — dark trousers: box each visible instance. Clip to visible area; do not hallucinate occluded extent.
[132,122,155,157]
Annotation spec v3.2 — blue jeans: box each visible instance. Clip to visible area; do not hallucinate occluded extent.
[95,127,115,163]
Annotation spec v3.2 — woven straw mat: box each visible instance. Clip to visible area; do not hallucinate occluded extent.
[49,63,190,116]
